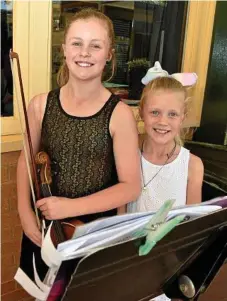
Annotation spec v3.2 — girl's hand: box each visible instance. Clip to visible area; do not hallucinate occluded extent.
[20,209,42,247]
[36,196,70,220]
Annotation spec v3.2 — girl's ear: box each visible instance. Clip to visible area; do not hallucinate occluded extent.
[108,48,115,61]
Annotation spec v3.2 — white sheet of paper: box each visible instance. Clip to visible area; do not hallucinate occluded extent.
[73,210,155,238]
[14,268,48,301]
[41,222,63,268]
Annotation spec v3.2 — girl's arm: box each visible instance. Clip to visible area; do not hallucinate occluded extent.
[17,93,47,246]
[186,154,204,205]
[117,205,126,215]
[37,102,141,220]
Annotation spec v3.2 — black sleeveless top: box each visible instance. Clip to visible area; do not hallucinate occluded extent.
[40,88,121,222]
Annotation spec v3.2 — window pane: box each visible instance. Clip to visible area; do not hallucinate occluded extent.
[1,0,13,117]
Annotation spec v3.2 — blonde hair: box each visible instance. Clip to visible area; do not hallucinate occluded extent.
[139,77,191,145]
[57,8,116,87]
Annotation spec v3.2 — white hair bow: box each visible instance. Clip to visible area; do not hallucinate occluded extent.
[141,61,198,87]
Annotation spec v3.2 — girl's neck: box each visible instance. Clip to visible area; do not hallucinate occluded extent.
[64,76,107,103]
[143,136,177,161]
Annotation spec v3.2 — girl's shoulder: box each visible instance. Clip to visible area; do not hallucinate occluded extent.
[109,100,138,138]
[28,92,49,125]
[188,153,204,180]
[110,100,137,127]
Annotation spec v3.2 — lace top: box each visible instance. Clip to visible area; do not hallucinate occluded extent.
[41,88,120,222]
[127,147,190,213]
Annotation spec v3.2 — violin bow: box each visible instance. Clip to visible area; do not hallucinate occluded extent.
[9,50,41,228]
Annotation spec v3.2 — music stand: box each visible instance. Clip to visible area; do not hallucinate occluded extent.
[47,208,227,301]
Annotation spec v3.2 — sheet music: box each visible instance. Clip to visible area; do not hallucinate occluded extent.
[73,210,155,238]
[57,205,221,260]
[58,218,151,259]
[72,203,223,239]
[166,205,221,220]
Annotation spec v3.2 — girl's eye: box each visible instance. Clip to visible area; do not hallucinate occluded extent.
[91,44,101,49]
[72,42,81,46]
[169,112,178,117]
[151,110,159,116]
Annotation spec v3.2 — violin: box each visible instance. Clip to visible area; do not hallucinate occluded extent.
[35,151,83,245]
[10,51,82,247]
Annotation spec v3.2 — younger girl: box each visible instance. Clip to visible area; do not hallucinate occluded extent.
[128,72,204,301]
[128,74,204,214]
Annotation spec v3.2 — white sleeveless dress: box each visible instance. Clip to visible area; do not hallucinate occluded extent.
[127,146,190,301]
[128,146,190,213]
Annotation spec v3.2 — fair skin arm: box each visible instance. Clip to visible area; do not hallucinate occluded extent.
[117,134,144,215]
[186,154,204,205]
[26,99,141,220]
[17,93,47,246]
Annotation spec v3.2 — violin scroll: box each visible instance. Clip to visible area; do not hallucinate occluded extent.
[35,151,52,186]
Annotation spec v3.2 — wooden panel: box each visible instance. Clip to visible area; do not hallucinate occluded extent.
[182,1,217,127]
[193,1,227,145]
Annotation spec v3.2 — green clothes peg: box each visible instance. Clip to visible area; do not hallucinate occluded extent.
[138,199,186,256]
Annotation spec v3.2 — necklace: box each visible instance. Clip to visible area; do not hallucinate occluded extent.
[141,141,177,191]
